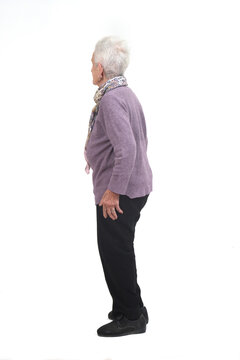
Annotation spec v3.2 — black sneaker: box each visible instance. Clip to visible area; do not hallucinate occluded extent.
[97,313,147,337]
[108,306,149,324]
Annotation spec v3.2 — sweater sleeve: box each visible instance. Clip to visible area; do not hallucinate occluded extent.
[101,94,137,194]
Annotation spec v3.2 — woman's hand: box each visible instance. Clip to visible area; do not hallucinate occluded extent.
[99,189,124,220]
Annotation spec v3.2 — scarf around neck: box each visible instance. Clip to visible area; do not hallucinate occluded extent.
[84,75,128,174]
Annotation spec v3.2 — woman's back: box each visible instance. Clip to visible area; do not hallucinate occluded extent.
[86,85,153,205]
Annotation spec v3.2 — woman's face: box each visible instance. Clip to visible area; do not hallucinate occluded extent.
[91,55,100,85]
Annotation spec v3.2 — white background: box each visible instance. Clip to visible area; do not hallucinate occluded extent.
[0,1,239,360]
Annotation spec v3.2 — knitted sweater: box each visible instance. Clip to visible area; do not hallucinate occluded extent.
[85,85,153,205]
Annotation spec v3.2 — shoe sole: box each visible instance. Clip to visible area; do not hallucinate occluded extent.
[97,326,146,337]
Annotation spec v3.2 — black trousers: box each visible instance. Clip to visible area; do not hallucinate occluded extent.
[96,193,149,320]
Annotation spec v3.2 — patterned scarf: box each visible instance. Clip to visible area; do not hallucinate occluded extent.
[84,75,128,174]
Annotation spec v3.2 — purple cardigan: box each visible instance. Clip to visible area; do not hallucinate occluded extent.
[85,85,153,205]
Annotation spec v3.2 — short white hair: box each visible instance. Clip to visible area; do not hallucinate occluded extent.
[93,35,130,79]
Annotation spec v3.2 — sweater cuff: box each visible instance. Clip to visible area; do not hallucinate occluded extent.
[107,174,131,194]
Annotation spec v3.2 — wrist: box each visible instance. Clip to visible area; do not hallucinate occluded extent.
[107,189,119,197]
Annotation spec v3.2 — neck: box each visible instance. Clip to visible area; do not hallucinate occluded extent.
[97,76,109,88]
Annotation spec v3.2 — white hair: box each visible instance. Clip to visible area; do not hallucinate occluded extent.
[93,35,130,79]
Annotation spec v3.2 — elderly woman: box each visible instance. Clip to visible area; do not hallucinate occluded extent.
[84,35,153,337]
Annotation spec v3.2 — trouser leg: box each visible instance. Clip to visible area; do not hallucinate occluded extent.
[96,193,149,320]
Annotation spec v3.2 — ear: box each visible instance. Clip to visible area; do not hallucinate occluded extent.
[98,63,104,75]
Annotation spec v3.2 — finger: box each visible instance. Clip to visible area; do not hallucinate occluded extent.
[112,207,118,220]
[107,207,116,220]
[109,207,119,220]
[115,204,123,214]
[103,205,107,219]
